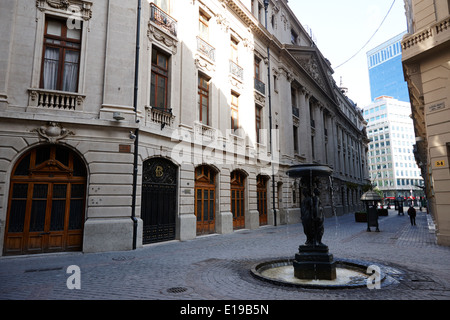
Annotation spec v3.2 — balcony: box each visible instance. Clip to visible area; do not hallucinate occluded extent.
[146,106,175,129]
[194,121,217,142]
[150,3,177,37]
[197,37,215,62]
[229,60,243,81]
[254,78,265,95]
[28,88,85,110]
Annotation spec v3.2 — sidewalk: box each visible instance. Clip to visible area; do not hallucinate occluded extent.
[1,209,450,301]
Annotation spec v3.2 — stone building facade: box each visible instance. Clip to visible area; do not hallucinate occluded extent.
[0,0,369,255]
[402,0,450,246]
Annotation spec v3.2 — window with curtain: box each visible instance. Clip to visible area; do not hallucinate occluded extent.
[40,18,81,92]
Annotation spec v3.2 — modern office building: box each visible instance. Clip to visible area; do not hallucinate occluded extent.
[367,32,409,102]
[0,0,369,256]
[402,0,450,246]
[363,96,424,200]
[365,31,424,204]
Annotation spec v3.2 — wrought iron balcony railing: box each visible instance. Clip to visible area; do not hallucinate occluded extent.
[150,3,177,37]
[229,60,243,81]
[254,78,265,95]
[197,37,215,62]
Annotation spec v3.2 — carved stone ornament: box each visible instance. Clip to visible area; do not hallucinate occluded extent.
[36,0,93,20]
[46,0,70,8]
[195,56,215,73]
[148,22,178,54]
[32,122,74,143]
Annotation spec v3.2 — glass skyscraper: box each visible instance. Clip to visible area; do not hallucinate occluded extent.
[367,32,409,102]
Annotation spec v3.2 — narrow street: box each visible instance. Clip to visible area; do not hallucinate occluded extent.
[1,209,449,302]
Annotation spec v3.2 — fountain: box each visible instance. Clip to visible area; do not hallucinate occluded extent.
[288,164,336,280]
[250,164,385,289]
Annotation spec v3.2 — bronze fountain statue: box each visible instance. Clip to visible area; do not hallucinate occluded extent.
[287,164,337,280]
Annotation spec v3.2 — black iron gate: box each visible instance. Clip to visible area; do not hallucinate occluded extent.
[141,158,177,244]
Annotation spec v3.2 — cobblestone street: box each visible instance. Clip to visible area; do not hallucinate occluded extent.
[1,209,450,306]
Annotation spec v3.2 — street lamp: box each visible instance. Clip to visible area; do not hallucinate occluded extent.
[263,0,276,226]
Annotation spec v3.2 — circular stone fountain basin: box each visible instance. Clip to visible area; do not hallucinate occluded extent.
[251,259,385,289]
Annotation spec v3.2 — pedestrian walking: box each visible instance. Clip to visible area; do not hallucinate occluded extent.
[408,205,416,226]
[398,202,404,215]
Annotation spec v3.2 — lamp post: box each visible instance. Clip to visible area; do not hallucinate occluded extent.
[263,0,276,226]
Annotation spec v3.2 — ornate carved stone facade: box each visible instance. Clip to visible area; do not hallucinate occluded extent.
[0,0,369,255]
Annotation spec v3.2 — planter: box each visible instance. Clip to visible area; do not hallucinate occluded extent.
[354,211,367,222]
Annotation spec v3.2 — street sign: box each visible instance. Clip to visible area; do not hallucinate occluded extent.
[435,160,445,167]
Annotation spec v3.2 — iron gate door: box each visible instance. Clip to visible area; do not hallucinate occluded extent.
[141,158,177,244]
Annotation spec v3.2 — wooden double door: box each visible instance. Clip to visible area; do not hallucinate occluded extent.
[231,170,246,230]
[257,175,268,226]
[195,166,216,235]
[4,145,86,255]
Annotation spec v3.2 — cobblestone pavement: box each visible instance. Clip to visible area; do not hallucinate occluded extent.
[1,209,450,303]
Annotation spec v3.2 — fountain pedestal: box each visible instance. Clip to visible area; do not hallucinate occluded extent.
[293,245,337,280]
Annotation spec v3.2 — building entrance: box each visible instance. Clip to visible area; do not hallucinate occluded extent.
[195,165,216,235]
[141,157,177,244]
[4,145,87,255]
[231,170,246,230]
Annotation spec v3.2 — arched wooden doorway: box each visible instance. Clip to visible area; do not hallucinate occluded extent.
[195,165,216,235]
[257,175,269,226]
[4,145,87,255]
[141,157,177,244]
[231,170,246,230]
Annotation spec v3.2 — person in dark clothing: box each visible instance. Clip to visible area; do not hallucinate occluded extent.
[398,202,404,215]
[407,206,416,226]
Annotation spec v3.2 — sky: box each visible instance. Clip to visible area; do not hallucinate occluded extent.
[288,0,408,109]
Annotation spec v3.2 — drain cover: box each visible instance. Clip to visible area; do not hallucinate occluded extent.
[112,256,135,261]
[166,287,189,294]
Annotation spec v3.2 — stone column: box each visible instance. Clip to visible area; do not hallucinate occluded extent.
[217,167,233,234]
[246,170,260,229]
[327,115,336,169]
[299,88,312,161]
[0,1,15,109]
[314,103,325,163]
